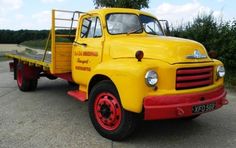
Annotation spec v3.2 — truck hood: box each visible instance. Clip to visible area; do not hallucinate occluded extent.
[109,35,212,64]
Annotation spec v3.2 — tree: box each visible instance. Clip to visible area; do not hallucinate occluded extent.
[93,0,149,10]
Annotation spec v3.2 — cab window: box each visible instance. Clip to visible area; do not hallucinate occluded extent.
[140,15,164,36]
[80,17,102,38]
[106,13,142,35]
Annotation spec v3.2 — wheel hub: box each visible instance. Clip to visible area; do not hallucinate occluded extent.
[94,92,121,131]
[100,104,111,118]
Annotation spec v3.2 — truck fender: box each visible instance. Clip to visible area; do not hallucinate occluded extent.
[89,61,151,113]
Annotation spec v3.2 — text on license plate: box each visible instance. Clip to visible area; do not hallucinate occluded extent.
[192,102,216,113]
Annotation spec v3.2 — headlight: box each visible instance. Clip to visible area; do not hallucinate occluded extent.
[217,66,225,78]
[145,70,158,87]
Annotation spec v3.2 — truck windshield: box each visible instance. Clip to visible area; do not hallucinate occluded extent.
[140,15,164,36]
[106,13,142,35]
[106,13,164,36]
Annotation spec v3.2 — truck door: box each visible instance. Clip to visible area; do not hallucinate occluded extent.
[72,15,104,85]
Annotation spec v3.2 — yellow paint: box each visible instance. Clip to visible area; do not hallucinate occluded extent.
[6,8,225,113]
[52,43,73,73]
[50,9,56,74]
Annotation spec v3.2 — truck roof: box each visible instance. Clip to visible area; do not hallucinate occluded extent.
[87,8,157,19]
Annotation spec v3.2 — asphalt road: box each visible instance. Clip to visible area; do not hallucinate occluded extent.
[0,60,236,148]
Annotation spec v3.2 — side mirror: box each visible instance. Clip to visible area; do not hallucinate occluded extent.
[159,20,170,36]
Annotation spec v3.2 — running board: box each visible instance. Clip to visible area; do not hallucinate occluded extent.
[67,90,87,102]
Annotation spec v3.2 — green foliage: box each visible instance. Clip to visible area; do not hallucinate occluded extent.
[0,30,49,44]
[20,39,48,49]
[20,37,72,50]
[219,20,236,68]
[0,29,74,45]
[93,0,149,9]
[225,68,236,89]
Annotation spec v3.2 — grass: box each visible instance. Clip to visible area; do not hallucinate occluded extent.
[20,39,48,49]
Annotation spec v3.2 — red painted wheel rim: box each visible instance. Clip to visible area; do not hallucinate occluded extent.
[17,68,23,87]
[94,92,122,131]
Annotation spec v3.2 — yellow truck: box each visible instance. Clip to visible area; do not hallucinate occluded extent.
[6,8,228,140]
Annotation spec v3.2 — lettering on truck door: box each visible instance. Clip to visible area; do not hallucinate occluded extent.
[72,15,104,85]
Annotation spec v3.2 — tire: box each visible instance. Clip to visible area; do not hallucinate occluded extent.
[88,80,137,141]
[17,63,38,92]
[29,79,38,91]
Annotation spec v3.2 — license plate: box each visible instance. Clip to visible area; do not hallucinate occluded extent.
[192,102,216,113]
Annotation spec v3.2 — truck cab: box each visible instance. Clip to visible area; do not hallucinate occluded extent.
[6,8,228,141]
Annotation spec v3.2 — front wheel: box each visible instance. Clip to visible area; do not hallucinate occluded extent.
[88,80,137,141]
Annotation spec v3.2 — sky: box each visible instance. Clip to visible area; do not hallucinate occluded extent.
[0,0,235,30]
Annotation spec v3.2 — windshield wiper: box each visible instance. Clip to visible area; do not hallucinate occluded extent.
[127,27,143,35]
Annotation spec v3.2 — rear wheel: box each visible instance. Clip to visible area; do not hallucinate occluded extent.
[17,63,38,91]
[89,80,137,141]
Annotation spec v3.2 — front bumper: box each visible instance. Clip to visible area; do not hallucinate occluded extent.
[144,86,228,120]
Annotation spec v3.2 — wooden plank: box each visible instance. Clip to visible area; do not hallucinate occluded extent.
[55,62,71,66]
[55,42,73,45]
[53,69,71,74]
[54,43,72,73]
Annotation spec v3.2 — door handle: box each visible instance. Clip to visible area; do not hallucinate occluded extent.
[74,41,87,47]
